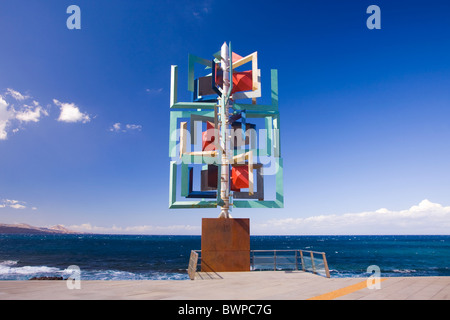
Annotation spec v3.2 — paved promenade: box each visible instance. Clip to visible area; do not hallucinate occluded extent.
[0,271,449,300]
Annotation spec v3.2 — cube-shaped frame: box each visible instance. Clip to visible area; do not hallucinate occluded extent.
[232,164,264,201]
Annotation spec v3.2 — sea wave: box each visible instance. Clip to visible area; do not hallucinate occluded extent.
[0,260,18,266]
[0,262,62,279]
[79,269,188,281]
[392,269,417,274]
[0,260,188,281]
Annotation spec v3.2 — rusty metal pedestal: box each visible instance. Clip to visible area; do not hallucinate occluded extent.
[201,218,250,272]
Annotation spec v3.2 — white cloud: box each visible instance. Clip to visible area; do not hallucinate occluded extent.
[1,89,92,140]
[109,122,142,133]
[6,88,29,101]
[15,103,48,123]
[67,223,122,233]
[0,95,12,140]
[145,88,163,94]
[190,0,212,19]
[0,90,50,140]
[0,199,28,210]
[9,203,26,209]
[254,199,450,235]
[53,99,90,123]
[123,224,199,234]
[125,124,142,131]
[110,122,121,132]
[67,223,200,235]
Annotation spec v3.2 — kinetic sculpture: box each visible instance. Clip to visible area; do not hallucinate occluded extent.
[169,42,283,218]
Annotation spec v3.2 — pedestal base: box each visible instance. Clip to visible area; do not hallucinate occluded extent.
[201,218,250,272]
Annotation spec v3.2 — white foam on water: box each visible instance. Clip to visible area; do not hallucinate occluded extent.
[0,260,187,281]
[0,260,18,266]
[79,269,189,280]
[0,261,63,279]
[392,269,417,274]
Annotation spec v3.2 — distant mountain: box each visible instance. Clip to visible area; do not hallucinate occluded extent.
[0,223,81,234]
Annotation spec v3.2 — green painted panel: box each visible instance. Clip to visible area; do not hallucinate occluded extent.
[188,54,212,92]
[233,200,283,208]
[233,104,278,112]
[181,163,189,197]
[273,114,281,157]
[169,201,217,209]
[271,69,278,109]
[265,116,272,157]
[169,161,177,208]
[275,158,284,206]
[170,65,178,107]
[170,102,216,110]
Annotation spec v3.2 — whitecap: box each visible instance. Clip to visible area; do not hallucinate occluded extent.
[0,264,62,276]
[392,269,416,274]
[0,260,18,266]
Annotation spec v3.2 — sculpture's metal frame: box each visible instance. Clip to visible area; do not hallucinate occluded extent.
[169,42,283,216]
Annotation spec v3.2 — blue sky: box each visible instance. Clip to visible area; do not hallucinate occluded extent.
[1,0,450,234]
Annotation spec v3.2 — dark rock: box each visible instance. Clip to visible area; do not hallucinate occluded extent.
[29,276,64,280]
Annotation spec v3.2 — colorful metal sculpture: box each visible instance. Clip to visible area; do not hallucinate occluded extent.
[169,42,283,217]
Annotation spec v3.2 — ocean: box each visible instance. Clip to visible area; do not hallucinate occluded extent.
[0,234,448,280]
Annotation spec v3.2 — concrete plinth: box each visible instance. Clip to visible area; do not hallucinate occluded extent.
[201,218,250,272]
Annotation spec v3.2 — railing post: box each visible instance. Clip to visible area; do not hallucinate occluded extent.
[310,251,316,274]
[188,250,199,280]
[252,251,255,271]
[295,250,298,270]
[322,252,330,278]
[274,250,277,270]
[300,250,305,271]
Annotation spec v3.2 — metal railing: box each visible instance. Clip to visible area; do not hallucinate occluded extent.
[188,249,330,279]
[251,249,330,278]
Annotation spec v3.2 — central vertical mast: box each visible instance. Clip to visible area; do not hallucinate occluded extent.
[219,42,231,218]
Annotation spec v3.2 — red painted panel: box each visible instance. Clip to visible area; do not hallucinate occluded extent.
[231,165,249,189]
[202,121,216,151]
[231,71,252,94]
